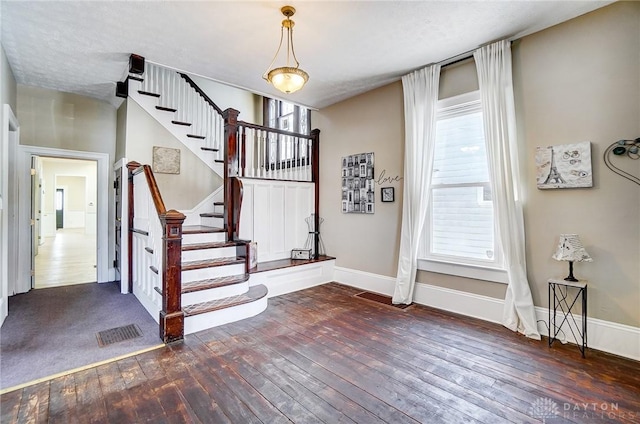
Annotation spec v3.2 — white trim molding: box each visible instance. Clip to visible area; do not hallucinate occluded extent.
[17,145,111,285]
[333,267,640,361]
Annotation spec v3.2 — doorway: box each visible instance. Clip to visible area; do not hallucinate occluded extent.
[55,188,64,229]
[34,157,98,288]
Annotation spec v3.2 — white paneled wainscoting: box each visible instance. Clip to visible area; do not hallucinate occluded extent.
[238,179,314,262]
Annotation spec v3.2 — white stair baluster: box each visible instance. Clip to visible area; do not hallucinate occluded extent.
[237,126,243,177]
[245,128,256,177]
[294,136,299,181]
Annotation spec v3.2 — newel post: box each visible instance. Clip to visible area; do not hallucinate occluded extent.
[223,108,240,242]
[311,129,321,259]
[159,209,186,343]
[126,161,142,293]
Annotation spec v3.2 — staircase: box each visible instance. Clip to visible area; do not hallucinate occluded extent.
[123,56,269,341]
[180,225,267,334]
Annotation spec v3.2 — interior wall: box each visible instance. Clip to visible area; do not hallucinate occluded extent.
[56,176,86,229]
[41,158,97,236]
[16,85,115,279]
[124,99,222,211]
[513,1,640,327]
[1,44,17,111]
[17,85,116,159]
[315,1,639,327]
[314,81,404,277]
[115,100,127,162]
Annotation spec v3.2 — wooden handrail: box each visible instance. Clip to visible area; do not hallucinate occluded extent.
[179,73,224,116]
[127,161,185,343]
[237,120,314,140]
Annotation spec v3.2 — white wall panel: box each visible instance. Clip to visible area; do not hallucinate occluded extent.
[252,183,271,260]
[240,179,314,262]
[270,184,286,256]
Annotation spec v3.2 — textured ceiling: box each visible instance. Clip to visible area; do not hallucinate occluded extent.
[1,1,613,110]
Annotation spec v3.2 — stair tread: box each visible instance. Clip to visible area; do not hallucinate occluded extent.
[187,134,206,139]
[182,256,244,270]
[182,240,243,251]
[138,90,160,98]
[182,225,225,234]
[182,273,250,294]
[156,105,177,113]
[213,202,224,206]
[200,212,224,218]
[172,120,192,126]
[183,284,267,317]
[201,147,219,152]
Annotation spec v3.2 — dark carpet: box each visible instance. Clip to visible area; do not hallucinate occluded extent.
[0,282,162,390]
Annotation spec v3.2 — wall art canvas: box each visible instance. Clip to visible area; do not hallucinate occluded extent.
[153,146,180,174]
[341,152,375,214]
[536,142,592,189]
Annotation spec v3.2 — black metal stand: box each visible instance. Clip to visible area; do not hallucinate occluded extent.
[548,278,587,357]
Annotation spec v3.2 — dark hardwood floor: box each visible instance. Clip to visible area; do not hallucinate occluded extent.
[2,282,639,423]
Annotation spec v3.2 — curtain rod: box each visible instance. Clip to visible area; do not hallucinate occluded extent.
[434,37,516,69]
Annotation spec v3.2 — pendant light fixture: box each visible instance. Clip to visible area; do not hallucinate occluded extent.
[263,5,309,94]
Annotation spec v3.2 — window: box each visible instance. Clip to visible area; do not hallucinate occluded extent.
[419,91,507,283]
[263,98,311,168]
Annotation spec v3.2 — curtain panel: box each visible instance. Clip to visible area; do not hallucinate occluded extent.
[474,40,541,339]
[392,65,440,305]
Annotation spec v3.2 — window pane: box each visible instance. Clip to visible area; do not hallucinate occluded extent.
[280,102,294,115]
[300,108,309,135]
[431,186,494,260]
[432,112,489,185]
[268,99,277,128]
[279,115,293,131]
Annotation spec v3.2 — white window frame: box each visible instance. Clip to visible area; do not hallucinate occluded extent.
[418,91,507,284]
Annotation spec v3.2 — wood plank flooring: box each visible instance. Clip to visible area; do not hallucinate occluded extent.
[35,228,96,288]
[2,282,639,423]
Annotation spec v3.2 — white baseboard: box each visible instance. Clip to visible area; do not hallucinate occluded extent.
[334,266,395,296]
[333,267,640,361]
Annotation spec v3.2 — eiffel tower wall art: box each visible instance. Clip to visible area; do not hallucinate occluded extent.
[536,141,593,189]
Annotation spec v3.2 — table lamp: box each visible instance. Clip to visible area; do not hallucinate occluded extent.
[552,234,593,281]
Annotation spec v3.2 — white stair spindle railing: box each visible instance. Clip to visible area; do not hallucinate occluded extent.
[246,128,258,177]
[257,129,262,178]
[237,126,243,177]
[217,114,223,160]
[261,130,268,178]
[244,126,250,177]
[205,105,211,149]
[160,68,166,108]
[308,139,313,181]
[176,76,182,122]
[294,136,300,181]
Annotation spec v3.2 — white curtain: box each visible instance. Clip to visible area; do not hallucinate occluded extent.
[392,65,440,305]
[474,40,540,339]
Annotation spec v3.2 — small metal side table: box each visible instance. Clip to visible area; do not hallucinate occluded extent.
[548,278,587,357]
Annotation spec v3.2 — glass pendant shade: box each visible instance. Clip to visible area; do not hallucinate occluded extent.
[267,67,309,94]
[264,6,308,94]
